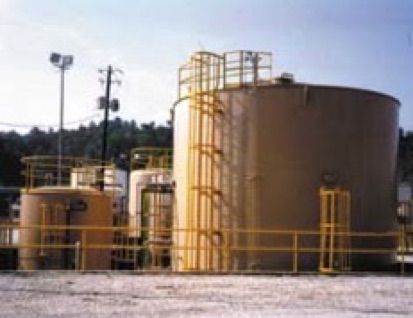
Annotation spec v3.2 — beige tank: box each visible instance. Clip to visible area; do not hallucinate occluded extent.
[19,188,113,270]
[173,83,400,271]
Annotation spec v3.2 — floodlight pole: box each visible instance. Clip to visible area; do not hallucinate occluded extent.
[50,53,73,186]
[58,65,65,186]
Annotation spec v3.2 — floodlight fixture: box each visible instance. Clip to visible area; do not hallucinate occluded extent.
[50,52,61,65]
[50,52,74,70]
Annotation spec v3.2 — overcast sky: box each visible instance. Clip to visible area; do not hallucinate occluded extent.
[1,0,412,133]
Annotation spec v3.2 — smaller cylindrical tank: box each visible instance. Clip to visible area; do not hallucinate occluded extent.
[128,170,171,236]
[19,187,113,270]
[128,170,172,267]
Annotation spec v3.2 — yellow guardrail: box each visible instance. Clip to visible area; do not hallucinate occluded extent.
[0,224,410,273]
[21,156,115,190]
[130,147,172,171]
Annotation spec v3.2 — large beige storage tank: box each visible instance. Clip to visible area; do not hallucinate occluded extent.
[19,188,113,270]
[173,53,399,271]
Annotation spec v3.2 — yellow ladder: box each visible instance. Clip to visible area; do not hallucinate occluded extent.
[183,52,224,271]
[319,187,351,273]
[177,51,273,271]
[40,203,66,269]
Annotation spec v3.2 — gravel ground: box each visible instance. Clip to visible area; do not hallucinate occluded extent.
[0,273,412,317]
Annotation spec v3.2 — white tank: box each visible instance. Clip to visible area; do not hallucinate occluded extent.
[128,170,172,238]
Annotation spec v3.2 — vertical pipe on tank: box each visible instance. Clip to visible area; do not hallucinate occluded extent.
[40,204,46,259]
[74,241,81,270]
[209,96,214,269]
[329,194,335,271]
[195,58,203,269]
[64,204,71,269]
[184,91,193,269]
[203,58,209,270]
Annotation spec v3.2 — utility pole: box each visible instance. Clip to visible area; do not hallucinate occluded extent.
[98,65,121,191]
[101,65,112,171]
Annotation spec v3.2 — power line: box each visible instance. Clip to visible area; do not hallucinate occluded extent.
[0,113,101,129]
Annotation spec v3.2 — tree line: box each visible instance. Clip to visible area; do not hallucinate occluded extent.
[398,129,413,183]
[0,117,172,187]
[1,121,413,187]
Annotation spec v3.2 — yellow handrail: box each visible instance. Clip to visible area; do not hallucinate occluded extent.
[3,223,408,273]
[21,156,115,190]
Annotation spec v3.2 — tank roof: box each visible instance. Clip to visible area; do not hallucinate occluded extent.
[220,82,401,107]
[22,186,104,196]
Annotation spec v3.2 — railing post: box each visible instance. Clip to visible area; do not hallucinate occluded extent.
[40,204,46,258]
[30,164,34,190]
[81,229,87,271]
[293,231,298,273]
[74,241,81,271]
[400,226,405,275]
